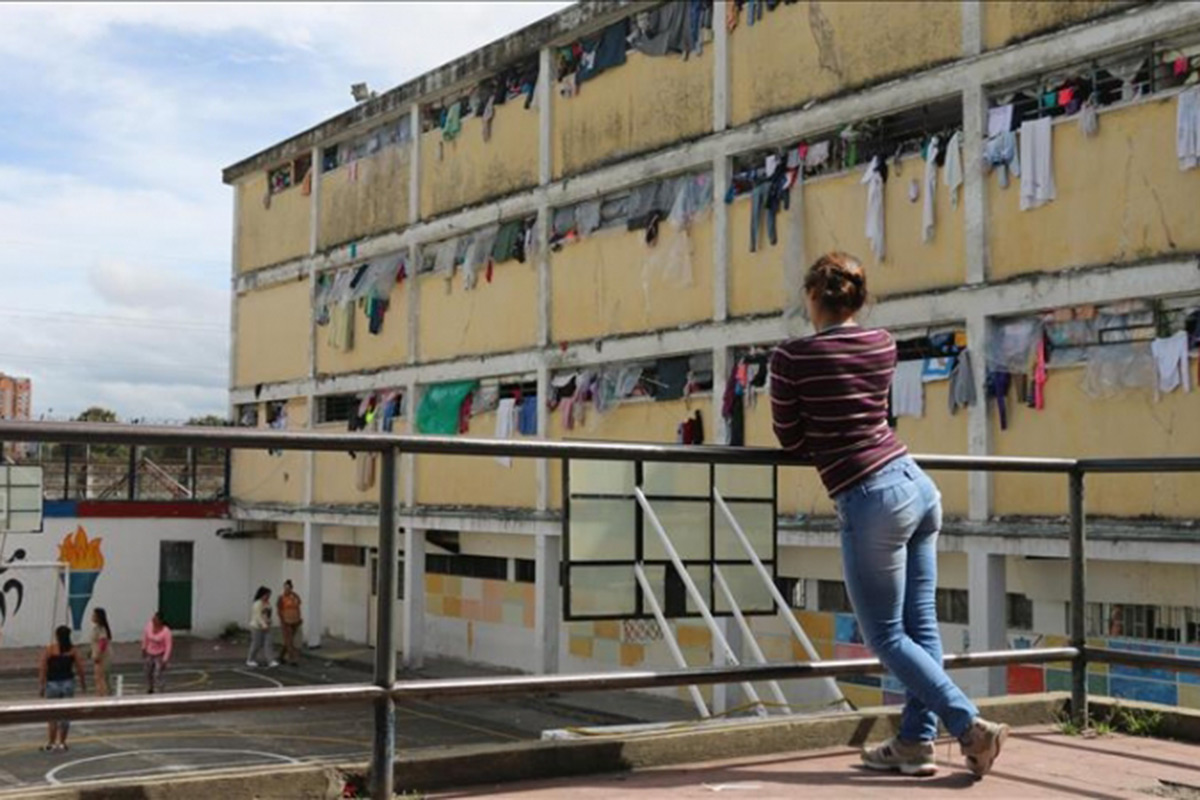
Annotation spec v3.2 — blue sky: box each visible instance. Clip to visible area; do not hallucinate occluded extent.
[0,2,568,422]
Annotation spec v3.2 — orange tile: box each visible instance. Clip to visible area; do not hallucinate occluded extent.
[523,601,535,629]
[482,580,505,605]
[443,596,462,618]
[620,643,645,667]
[425,573,444,594]
[796,610,835,642]
[482,600,503,624]
[676,625,712,649]
[594,620,621,640]
[460,599,482,621]
[569,636,594,659]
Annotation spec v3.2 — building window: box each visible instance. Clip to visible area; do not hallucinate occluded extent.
[514,559,536,584]
[267,163,293,194]
[322,544,366,567]
[237,404,259,427]
[817,580,853,614]
[1007,593,1034,631]
[318,394,359,424]
[285,541,304,561]
[936,588,969,625]
[425,554,508,581]
[370,556,405,600]
[775,577,801,609]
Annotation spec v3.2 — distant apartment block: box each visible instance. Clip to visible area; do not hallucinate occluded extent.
[0,373,32,460]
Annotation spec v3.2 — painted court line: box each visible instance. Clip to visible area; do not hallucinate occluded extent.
[44,748,300,786]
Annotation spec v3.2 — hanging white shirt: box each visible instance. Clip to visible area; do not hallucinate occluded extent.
[1019,117,1056,211]
[1150,331,1191,394]
[862,157,885,261]
[922,136,939,243]
[891,361,925,418]
[494,398,517,467]
[1176,86,1200,171]
[943,131,963,210]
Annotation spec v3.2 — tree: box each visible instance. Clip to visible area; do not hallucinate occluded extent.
[75,407,118,424]
[186,414,229,427]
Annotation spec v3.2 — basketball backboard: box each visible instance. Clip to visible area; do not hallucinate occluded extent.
[0,465,43,533]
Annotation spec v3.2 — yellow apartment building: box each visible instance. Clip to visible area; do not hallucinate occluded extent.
[224,1,1200,713]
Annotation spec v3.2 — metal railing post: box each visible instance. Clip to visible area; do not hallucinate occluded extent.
[187,447,198,498]
[1068,468,1088,727]
[127,445,137,501]
[371,448,398,800]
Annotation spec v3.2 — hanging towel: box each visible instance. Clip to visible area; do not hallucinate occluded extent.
[416,381,479,435]
[987,105,1013,138]
[922,136,939,243]
[1176,86,1200,171]
[891,360,925,418]
[943,131,963,210]
[948,349,978,415]
[1019,117,1056,210]
[517,397,539,436]
[861,157,885,261]
[1151,331,1192,394]
[494,398,517,467]
[1032,336,1047,410]
[441,102,462,141]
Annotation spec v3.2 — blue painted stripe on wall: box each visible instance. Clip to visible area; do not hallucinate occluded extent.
[43,501,78,518]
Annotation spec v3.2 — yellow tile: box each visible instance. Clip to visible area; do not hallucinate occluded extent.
[796,610,835,642]
[425,573,443,594]
[676,625,712,649]
[442,596,462,618]
[1179,684,1200,711]
[838,683,883,711]
[593,620,620,640]
[569,636,594,660]
[619,643,645,667]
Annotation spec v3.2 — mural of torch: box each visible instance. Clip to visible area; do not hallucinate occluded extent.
[58,527,105,631]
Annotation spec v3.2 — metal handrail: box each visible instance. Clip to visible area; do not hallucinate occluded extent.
[2,419,1200,799]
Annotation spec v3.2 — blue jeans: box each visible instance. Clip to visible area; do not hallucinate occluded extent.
[45,679,74,736]
[836,456,978,741]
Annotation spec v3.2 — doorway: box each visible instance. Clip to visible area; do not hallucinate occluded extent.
[158,541,194,630]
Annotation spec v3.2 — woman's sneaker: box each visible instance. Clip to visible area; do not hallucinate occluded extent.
[861,737,937,776]
[960,718,1009,777]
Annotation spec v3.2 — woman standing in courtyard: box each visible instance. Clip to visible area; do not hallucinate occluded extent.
[769,252,1008,778]
[90,607,113,696]
[141,611,173,694]
[247,586,279,668]
[276,580,303,666]
[38,625,87,751]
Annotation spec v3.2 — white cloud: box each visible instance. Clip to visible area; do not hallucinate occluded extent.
[0,2,569,421]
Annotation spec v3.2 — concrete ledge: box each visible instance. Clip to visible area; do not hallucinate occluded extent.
[31,691,1199,799]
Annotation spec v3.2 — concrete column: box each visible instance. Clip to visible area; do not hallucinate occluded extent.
[966,313,992,521]
[967,548,1007,696]
[308,145,321,256]
[407,246,421,366]
[408,104,421,224]
[303,522,323,648]
[402,527,425,668]
[404,381,419,507]
[712,2,730,133]
[538,47,553,186]
[712,155,730,323]
[712,346,731,446]
[961,0,983,58]
[962,83,989,286]
[536,206,551,348]
[535,364,550,511]
[534,532,561,674]
[227,185,241,418]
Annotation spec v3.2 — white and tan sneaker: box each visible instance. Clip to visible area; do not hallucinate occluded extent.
[861,737,937,776]
[960,718,1010,777]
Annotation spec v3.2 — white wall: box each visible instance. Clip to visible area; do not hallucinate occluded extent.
[1,517,278,646]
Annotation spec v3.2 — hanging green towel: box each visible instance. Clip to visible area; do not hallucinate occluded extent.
[491,220,523,263]
[416,380,478,434]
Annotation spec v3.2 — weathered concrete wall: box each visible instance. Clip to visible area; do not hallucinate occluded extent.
[416,410,538,508]
[728,169,966,318]
[420,100,539,218]
[553,49,713,178]
[988,99,1200,279]
[234,278,310,387]
[319,146,411,249]
[231,398,308,507]
[993,364,1200,518]
[418,258,539,362]
[551,220,714,343]
[983,0,1139,50]
[727,1,962,127]
[236,173,311,273]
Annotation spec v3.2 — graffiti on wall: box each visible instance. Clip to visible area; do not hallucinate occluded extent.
[58,527,105,631]
[0,548,28,625]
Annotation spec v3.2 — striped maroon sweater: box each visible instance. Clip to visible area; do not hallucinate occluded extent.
[769,326,908,497]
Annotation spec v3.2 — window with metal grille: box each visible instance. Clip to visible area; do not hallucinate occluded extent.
[817,580,853,614]
[285,541,304,561]
[425,554,509,581]
[1007,593,1034,631]
[514,559,536,584]
[936,588,969,625]
[322,544,366,567]
[317,394,359,424]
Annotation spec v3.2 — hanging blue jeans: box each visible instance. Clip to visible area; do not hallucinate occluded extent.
[747,0,764,26]
[836,456,978,742]
[749,183,772,253]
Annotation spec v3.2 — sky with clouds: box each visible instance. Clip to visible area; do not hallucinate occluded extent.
[0,2,569,422]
